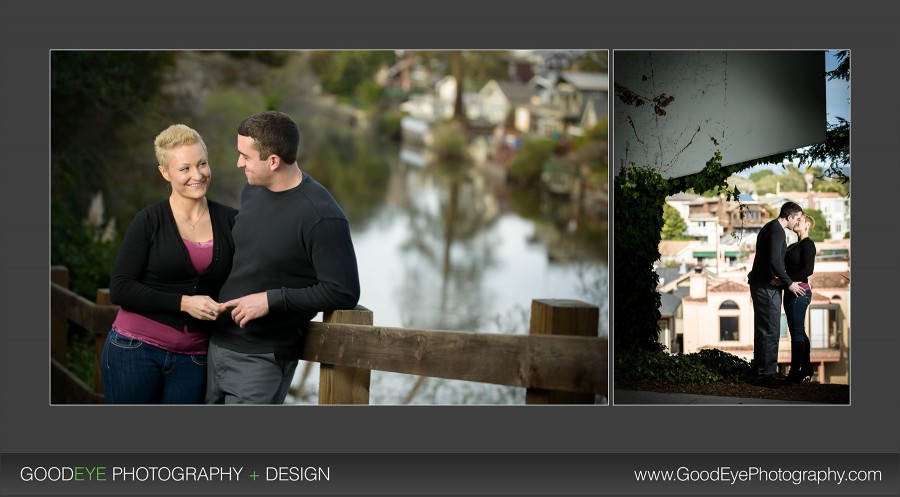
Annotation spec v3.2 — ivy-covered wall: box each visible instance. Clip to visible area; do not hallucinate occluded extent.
[613,151,796,353]
[613,166,669,351]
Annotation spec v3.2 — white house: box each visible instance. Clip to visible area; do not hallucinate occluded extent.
[398,75,458,122]
[525,71,609,137]
[577,97,608,135]
[765,191,850,240]
[475,80,535,126]
[665,193,703,238]
[671,258,850,384]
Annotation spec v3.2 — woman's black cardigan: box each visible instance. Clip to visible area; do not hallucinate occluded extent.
[109,199,237,333]
[785,237,816,284]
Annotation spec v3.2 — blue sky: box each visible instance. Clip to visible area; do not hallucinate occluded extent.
[739,50,849,177]
[825,49,850,124]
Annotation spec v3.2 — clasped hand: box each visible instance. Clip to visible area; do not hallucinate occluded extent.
[786,282,805,297]
[218,292,270,328]
[770,278,805,297]
[181,295,222,321]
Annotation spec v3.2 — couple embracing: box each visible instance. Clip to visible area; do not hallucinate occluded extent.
[102,111,360,404]
[748,201,817,388]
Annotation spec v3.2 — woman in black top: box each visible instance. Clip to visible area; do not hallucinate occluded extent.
[102,124,237,403]
[783,213,816,384]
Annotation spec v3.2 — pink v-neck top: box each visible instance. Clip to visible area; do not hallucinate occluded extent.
[111,238,214,355]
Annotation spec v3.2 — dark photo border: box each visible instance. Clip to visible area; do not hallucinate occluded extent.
[2,0,898,493]
[611,49,852,405]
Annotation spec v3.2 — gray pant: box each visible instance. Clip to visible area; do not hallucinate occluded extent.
[750,285,782,379]
[205,341,298,404]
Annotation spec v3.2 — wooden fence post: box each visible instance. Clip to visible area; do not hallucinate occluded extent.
[50,266,70,364]
[318,306,373,404]
[94,289,113,395]
[526,299,599,405]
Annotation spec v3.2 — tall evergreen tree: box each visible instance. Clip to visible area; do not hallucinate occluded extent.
[797,50,850,191]
[661,204,688,240]
[805,209,830,242]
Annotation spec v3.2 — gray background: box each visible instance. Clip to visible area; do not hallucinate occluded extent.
[3,453,897,495]
[1,0,898,459]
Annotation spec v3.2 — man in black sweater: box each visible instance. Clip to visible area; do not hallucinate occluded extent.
[747,201,804,388]
[206,111,360,404]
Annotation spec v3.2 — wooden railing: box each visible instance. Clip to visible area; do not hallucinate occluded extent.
[50,266,606,404]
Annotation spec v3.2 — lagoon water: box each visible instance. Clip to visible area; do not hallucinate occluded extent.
[290,152,608,405]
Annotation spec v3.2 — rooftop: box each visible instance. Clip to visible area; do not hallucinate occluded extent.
[559,71,609,91]
[810,271,851,289]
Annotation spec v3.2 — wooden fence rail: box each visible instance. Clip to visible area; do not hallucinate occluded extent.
[50,266,606,405]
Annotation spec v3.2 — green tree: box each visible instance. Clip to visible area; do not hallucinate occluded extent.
[509,138,557,185]
[806,164,847,195]
[432,122,469,163]
[573,117,609,180]
[749,169,774,182]
[726,175,757,196]
[416,51,510,127]
[52,51,175,298]
[307,51,394,105]
[418,50,508,91]
[575,116,608,145]
[661,204,689,240]
[805,209,829,242]
[755,170,806,194]
[52,51,174,214]
[797,50,850,191]
[572,50,609,73]
[224,51,290,67]
[455,51,509,89]
[813,180,847,195]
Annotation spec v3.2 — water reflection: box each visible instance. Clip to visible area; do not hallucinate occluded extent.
[291,143,608,404]
[346,150,607,336]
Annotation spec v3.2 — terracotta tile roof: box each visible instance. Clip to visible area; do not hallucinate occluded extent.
[810,271,850,289]
[810,292,831,304]
[658,241,694,256]
[709,280,748,293]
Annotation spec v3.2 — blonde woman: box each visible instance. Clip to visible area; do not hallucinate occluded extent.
[783,213,817,384]
[103,124,237,403]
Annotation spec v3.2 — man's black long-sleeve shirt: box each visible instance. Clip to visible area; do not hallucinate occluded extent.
[748,218,792,289]
[211,172,360,358]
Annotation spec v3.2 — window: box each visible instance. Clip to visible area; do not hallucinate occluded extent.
[718,300,740,341]
[780,313,788,338]
[720,317,739,341]
[810,308,828,348]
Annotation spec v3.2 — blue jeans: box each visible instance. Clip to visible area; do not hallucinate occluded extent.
[101,329,207,404]
[784,288,812,342]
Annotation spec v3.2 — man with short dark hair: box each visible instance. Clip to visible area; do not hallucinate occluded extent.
[747,201,805,388]
[206,111,360,404]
